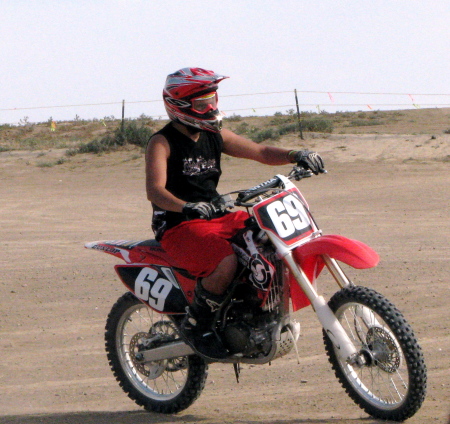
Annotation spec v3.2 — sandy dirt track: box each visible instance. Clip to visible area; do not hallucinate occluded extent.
[0,133,449,423]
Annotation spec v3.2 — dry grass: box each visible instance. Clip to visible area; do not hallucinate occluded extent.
[224,108,450,135]
[1,108,449,153]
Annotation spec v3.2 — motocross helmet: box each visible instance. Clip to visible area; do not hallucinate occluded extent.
[163,67,229,133]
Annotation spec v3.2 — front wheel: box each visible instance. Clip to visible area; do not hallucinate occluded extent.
[105,292,208,413]
[323,286,427,422]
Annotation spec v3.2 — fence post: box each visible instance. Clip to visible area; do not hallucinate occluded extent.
[121,99,125,133]
[294,89,304,140]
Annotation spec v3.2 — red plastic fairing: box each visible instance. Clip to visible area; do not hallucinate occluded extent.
[85,241,177,266]
[289,235,379,311]
[294,235,379,269]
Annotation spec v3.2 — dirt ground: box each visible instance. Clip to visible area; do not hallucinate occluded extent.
[0,133,449,423]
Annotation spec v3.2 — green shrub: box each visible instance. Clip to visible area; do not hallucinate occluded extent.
[346,119,384,127]
[36,160,54,168]
[301,118,333,133]
[277,123,298,135]
[270,112,294,125]
[234,122,250,135]
[249,128,279,143]
[224,113,242,122]
[75,136,119,154]
[68,120,154,155]
[19,138,40,149]
[116,120,154,148]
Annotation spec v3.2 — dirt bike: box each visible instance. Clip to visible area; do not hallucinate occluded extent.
[85,166,427,421]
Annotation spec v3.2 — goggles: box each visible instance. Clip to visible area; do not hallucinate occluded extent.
[191,92,218,114]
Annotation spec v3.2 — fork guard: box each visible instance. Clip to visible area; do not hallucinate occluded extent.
[289,235,379,311]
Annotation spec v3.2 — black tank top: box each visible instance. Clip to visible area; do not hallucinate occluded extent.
[151,123,223,238]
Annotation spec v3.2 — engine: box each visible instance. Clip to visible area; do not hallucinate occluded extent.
[220,224,287,358]
[220,283,279,357]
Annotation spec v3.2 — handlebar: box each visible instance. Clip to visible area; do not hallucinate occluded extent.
[210,165,321,212]
[235,166,314,205]
[237,176,282,203]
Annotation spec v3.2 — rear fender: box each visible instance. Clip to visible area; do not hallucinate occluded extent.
[289,235,379,311]
[85,240,196,310]
[85,240,175,265]
[115,265,191,314]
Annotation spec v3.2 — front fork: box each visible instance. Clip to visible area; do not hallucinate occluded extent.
[283,252,361,364]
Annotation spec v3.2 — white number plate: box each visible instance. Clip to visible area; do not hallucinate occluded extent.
[254,189,314,245]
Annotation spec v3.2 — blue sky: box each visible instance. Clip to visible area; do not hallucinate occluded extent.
[1,0,449,124]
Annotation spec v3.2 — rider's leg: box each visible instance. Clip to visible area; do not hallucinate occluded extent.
[181,254,238,359]
[201,253,237,294]
[160,213,249,358]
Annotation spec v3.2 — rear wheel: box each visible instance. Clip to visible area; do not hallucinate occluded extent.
[323,286,427,422]
[105,292,208,413]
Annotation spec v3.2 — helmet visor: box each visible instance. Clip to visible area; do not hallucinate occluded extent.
[191,92,218,114]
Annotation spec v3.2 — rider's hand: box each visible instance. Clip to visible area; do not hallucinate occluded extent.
[291,150,325,175]
[182,202,216,220]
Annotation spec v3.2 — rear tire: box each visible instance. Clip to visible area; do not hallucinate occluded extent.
[105,292,208,413]
[323,286,427,422]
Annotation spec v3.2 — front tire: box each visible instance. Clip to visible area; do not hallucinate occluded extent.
[323,286,427,422]
[105,292,208,413]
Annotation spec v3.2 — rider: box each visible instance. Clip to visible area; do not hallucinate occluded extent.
[145,67,325,359]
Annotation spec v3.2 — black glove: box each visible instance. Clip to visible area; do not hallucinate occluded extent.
[182,202,216,220]
[291,150,325,175]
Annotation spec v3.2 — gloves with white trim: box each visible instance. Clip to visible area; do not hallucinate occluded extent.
[290,150,325,175]
[182,202,216,220]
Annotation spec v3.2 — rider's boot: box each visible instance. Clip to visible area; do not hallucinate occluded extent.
[179,280,228,360]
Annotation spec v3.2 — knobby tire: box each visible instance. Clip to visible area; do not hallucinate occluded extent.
[105,292,208,414]
[323,286,427,422]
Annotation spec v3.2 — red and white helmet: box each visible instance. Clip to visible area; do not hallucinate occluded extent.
[163,67,229,132]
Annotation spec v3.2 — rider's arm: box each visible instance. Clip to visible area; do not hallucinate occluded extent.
[221,128,293,165]
[145,134,186,213]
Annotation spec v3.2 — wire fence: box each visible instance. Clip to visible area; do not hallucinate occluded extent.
[2,89,450,125]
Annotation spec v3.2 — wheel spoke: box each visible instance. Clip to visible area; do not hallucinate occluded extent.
[341,304,411,405]
[118,304,188,399]
[105,293,208,413]
[323,286,427,421]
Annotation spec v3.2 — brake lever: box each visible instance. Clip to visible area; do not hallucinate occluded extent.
[290,166,313,180]
[211,194,235,213]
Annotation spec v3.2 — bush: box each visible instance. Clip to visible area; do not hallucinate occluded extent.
[301,118,333,133]
[277,123,298,135]
[249,128,279,143]
[241,117,332,143]
[75,135,120,154]
[115,121,154,148]
[234,122,250,135]
[224,113,242,122]
[346,119,383,127]
[270,112,294,125]
[68,120,154,155]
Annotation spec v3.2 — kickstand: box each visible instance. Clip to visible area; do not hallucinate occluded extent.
[233,363,241,383]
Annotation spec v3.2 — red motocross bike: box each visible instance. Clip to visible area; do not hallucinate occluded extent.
[86,166,427,421]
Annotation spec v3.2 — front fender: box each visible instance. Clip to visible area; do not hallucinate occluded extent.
[293,234,379,270]
[289,235,379,311]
